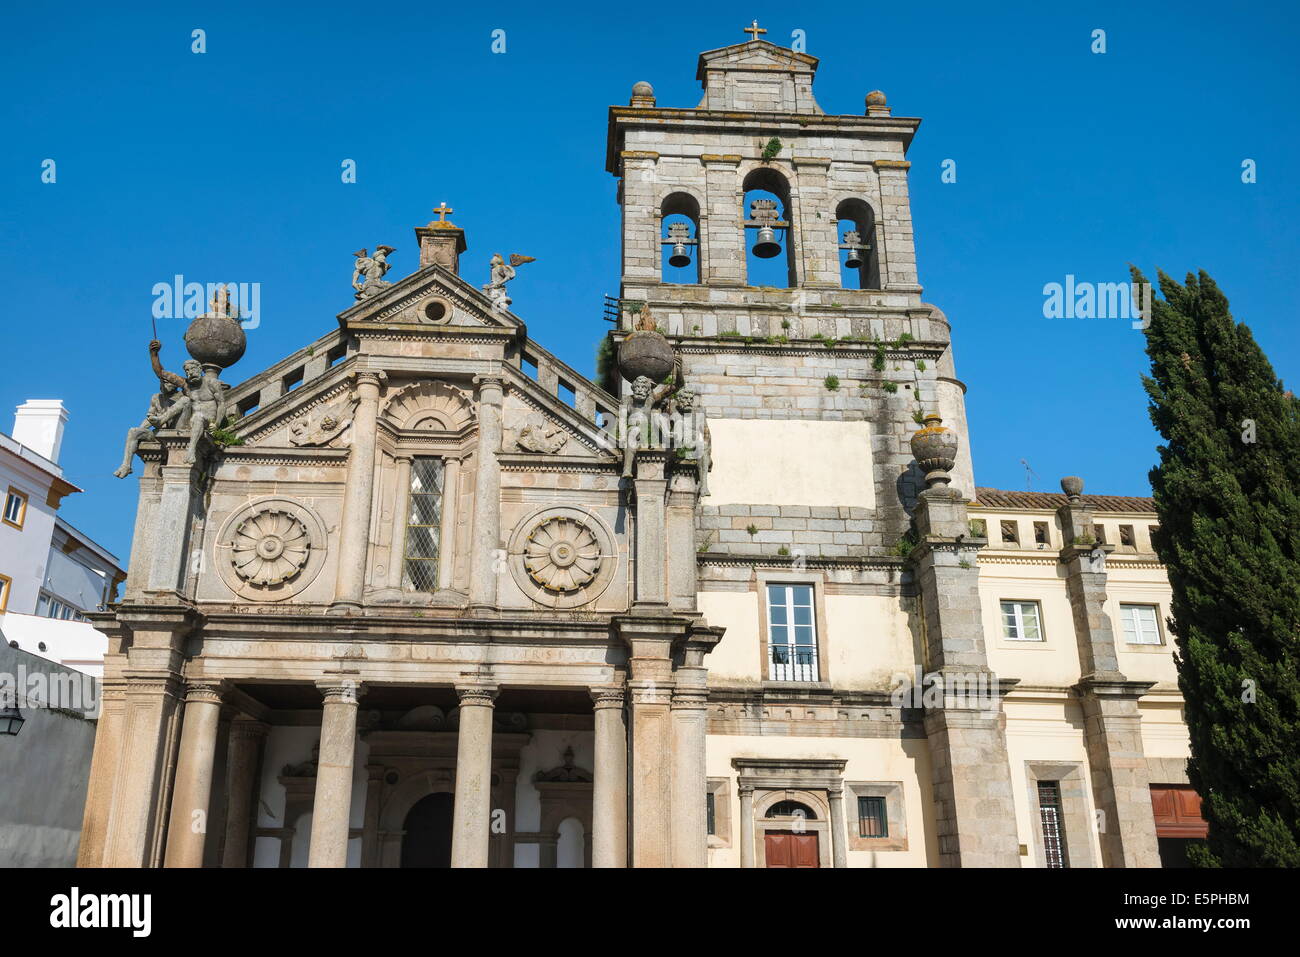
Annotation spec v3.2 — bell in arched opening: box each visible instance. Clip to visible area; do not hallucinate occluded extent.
[666,221,693,267]
[750,198,782,258]
[843,229,863,269]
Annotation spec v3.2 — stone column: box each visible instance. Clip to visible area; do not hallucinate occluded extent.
[451,684,497,868]
[632,451,670,610]
[1056,478,1162,868]
[101,615,190,868]
[468,376,504,614]
[220,717,268,868]
[737,783,755,868]
[702,154,744,286]
[791,155,839,287]
[671,664,710,868]
[307,679,364,868]
[386,454,413,590]
[827,785,848,869]
[912,484,1021,867]
[361,764,384,868]
[332,370,385,610]
[437,456,461,591]
[77,633,127,868]
[619,152,659,283]
[590,687,628,868]
[618,617,677,867]
[145,459,203,595]
[164,681,226,867]
[875,161,919,292]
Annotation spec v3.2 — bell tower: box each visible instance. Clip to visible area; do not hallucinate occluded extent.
[605,25,975,531]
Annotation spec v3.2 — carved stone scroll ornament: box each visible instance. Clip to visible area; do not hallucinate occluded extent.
[524,515,602,593]
[514,412,569,453]
[289,396,357,447]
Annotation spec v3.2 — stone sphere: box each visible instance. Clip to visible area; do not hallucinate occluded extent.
[184,316,247,369]
[618,330,675,384]
[866,90,887,107]
[632,81,654,98]
[910,413,958,480]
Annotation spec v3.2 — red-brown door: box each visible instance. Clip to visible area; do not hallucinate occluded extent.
[1150,785,1209,838]
[764,831,819,868]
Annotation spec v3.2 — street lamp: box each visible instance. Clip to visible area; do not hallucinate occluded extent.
[0,692,24,736]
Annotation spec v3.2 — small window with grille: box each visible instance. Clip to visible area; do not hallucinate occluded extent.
[1037,780,1069,868]
[858,795,888,838]
[706,792,716,836]
[401,457,444,592]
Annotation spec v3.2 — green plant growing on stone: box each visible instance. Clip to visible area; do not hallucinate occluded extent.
[824,375,840,391]
[889,528,919,558]
[761,136,783,160]
[781,319,791,330]
[958,558,973,569]
[969,519,988,539]
[595,335,619,394]
[745,524,759,537]
[916,359,927,372]
[1136,266,1300,867]
[777,545,791,556]
[872,344,887,372]
[912,408,926,425]
[209,415,244,448]
[697,532,715,553]
[881,381,899,394]
[1072,533,1096,546]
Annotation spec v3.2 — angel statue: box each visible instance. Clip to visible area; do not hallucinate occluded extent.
[352,245,397,300]
[482,253,535,311]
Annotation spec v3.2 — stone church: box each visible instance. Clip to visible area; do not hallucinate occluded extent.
[79,28,1200,869]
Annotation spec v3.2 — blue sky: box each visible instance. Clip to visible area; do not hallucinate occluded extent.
[2,1,1297,561]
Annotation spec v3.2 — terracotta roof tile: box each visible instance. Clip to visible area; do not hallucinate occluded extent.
[972,487,1155,514]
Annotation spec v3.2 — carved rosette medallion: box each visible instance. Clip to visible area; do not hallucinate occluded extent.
[525,516,602,593]
[215,497,328,602]
[506,505,618,609]
[232,508,311,586]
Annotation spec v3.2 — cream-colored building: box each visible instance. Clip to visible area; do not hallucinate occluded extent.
[78,28,1201,869]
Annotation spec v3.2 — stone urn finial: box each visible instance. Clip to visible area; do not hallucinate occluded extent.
[617,304,676,385]
[184,283,247,370]
[1061,475,1084,503]
[910,412,958,490]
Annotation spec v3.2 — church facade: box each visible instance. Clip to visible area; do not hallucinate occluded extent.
[79,30,1196,869]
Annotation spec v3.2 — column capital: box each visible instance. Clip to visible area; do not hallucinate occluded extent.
[229,716,271,741]
[316,678,365,704]
[590,686,627,710]
[473,373,506,393]
[737,782,755,796]
[455,684,499,707]
[350,369,388,391]
[182,679,229,705]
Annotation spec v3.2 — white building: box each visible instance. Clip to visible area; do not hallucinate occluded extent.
[0,400,123,677]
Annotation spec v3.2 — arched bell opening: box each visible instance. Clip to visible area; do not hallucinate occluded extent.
[660,192,701,284]
[835,198,879,290]
[743,167,796,288]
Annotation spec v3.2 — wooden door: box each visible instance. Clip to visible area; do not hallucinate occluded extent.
[764,830,819,867]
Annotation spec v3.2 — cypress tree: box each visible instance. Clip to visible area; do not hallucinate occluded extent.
[1136,267,1300,866]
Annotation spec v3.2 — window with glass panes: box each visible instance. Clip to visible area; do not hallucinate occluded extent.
[767,584,818,681]
[1001,600,1043,641]
[401,458,444,592]
[1120,603,1161,645]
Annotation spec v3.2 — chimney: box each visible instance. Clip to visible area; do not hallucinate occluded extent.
[12,399,69,464]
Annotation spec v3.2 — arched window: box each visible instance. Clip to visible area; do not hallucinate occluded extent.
[765,800,817,819]
[835,198,879,290]
[660,192,700,284]
[743,168,796,288]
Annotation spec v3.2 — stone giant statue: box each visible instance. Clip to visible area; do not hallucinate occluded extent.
[352,245,396,300]
[112,340,184,478]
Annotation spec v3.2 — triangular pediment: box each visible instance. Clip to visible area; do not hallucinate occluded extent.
[696,40,818,77]
[336,263,524,332]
